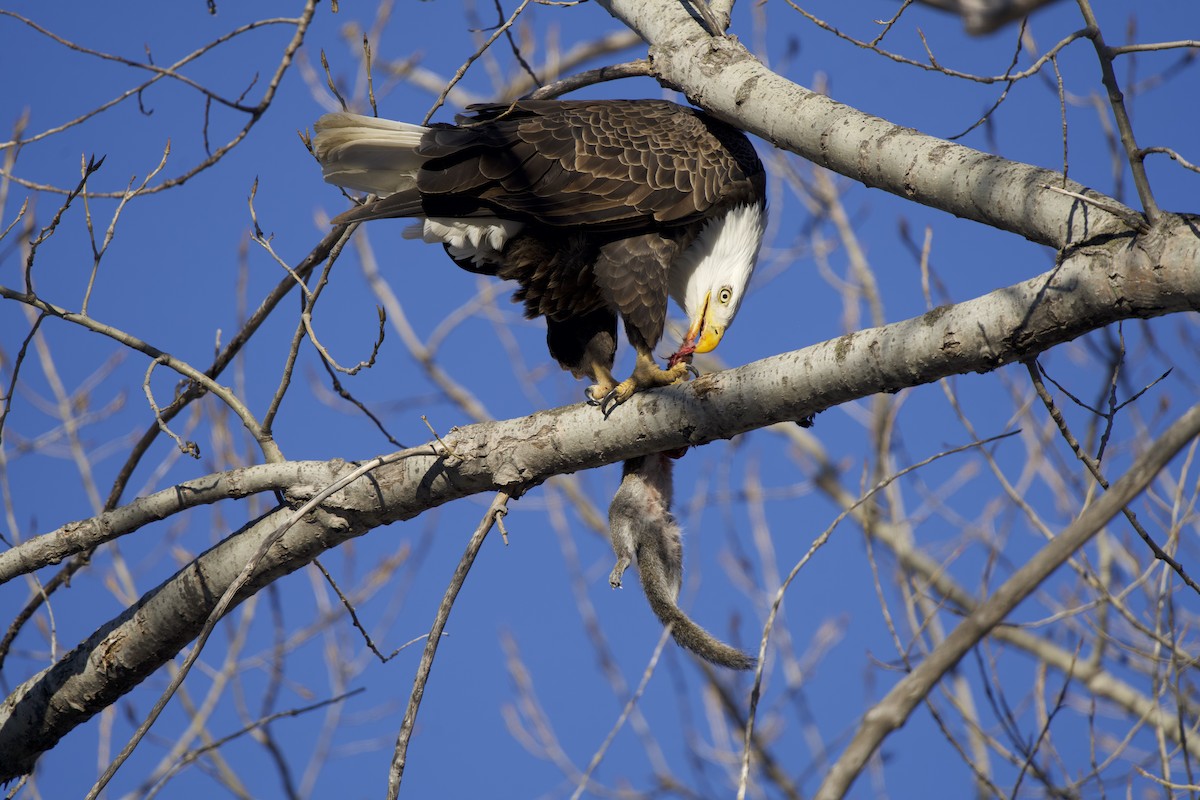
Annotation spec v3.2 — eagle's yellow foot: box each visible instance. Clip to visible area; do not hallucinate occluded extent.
[598,359,693,417]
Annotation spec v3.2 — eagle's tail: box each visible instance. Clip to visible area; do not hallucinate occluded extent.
[312,113,429,199]
[311,111,521,264]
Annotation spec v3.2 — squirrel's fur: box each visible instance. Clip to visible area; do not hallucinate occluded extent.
[607,454,755,670]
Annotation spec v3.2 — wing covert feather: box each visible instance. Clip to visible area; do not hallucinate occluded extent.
[415,100,764,232]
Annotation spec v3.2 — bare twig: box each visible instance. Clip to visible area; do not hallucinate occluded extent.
[946,19,1027,140]
[1109,40,1200,55]
[0,3,317,197]
[780,1,1088,84]
[1074,0,1161,222]
[387,491,514,799]
[312,559,426,662]
[1040,183,1149,232]
[142,690,365,800]
[526,59,653,99]
[420,415,458,459]
[1140,145,1200,174]
[0,312,44,449]
[23,155,106,291]
[142,356,200,458]
[81,141,171,315]
[0,284,278,462]
[568,628,672,800]
[423,0,535,123]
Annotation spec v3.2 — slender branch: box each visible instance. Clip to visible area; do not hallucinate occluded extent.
[0,2,317,197]
[423,0,535,123]
[23,155,105,290]
[141,356,200,458]
[1140,146,1200,175]
[527,59,653,100]
[142,690,365,800]
[0,12,299,121]
[387,491,513,799]
[1109,40,1200,55]
[82,141,171,315]
[781,0,1086,85]
[568,628,672,800]
[0,312,44,448]
[1074,0,1161,222]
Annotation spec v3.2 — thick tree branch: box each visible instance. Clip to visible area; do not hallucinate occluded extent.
[0,461,349,584]
[596,0,1139,248]
[5,217,1197,586]
[1,214,1197,780]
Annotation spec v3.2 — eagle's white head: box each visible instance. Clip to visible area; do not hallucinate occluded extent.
[670,202,766,354]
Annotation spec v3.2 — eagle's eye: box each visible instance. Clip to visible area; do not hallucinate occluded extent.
[717,287,733,305]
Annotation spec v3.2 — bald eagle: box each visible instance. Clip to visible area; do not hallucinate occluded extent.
[312,99,766,409]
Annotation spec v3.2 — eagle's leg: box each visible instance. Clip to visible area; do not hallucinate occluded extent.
[546,309,619,402]
[600,330,691,415]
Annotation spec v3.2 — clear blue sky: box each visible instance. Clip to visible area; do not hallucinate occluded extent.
[2,1,1198,797]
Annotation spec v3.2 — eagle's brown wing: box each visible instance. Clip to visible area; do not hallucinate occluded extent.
[413,99,764,233]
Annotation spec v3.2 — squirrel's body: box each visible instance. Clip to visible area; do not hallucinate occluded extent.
[607,454,755,670]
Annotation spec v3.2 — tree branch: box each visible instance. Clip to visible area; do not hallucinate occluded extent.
[596,0,1140,248]
[1,216,1196,779]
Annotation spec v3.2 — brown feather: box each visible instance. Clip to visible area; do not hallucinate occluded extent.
[413,100,763,233]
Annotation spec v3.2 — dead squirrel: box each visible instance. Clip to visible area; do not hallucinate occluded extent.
[607,452,756,670]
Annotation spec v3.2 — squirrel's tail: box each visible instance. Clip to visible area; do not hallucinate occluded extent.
[636,533,757,671]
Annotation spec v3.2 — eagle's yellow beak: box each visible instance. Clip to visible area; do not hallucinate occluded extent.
[685,291,725,354]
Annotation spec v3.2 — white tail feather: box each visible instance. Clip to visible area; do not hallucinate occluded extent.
[312,113,429,197]
[315,113,523,266]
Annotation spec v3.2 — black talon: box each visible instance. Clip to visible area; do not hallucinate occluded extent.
[584,386,603,406]
[600,390,620,419]
[684,363,700,379]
